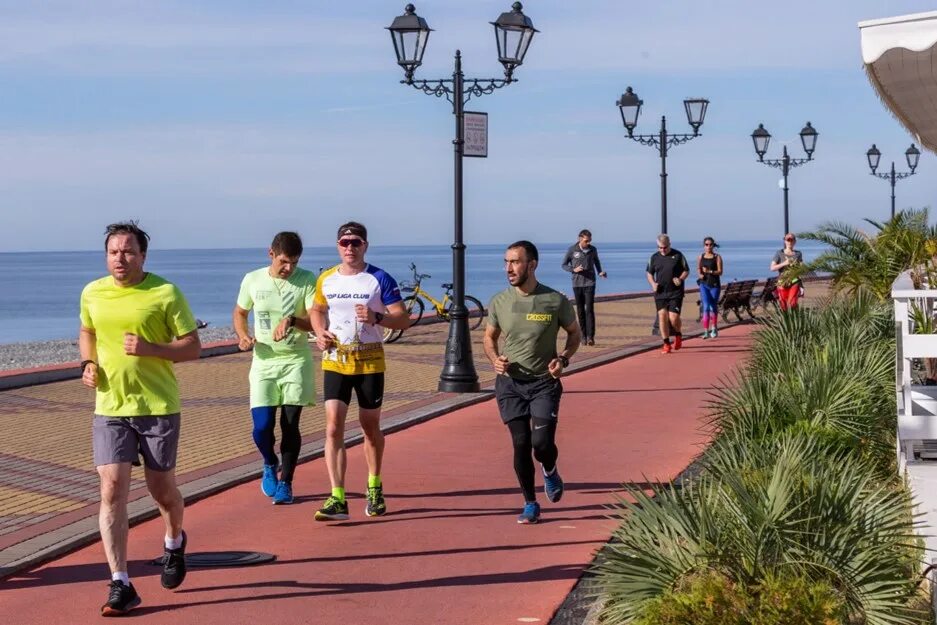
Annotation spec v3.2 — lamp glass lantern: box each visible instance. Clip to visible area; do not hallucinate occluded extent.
[616,87,642,135]
[491,2,538,77]
[387,4,432,80]
[684,97,709,134]
[800,122,818,157]
[866,144,882,173]
[751,124,771,160]
[907,143,921,172]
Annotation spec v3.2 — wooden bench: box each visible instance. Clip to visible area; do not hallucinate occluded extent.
[751,276,780,314]
[719,279,759,322]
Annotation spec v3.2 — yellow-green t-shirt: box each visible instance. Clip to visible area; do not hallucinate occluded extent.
[79,273,197,417]
[236,266,316,363]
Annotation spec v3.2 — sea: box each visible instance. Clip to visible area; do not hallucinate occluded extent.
[0,240,825,344]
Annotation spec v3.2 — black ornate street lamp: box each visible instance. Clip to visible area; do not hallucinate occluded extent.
[751,122,818,235]
[616,86,709,234]
[866,143,920,218]
[388,3,538,393]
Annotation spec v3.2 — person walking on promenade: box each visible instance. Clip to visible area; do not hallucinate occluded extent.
[561,229,607,346]
[310,222,410,520]
[485,241,581,524]
[646,234,689,354]
[79,222,201,616]
[770,233,804,311]
[233,232,317,506]
[697,237,723,339]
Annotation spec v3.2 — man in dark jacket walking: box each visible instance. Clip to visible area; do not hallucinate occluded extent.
[561,229,607,346]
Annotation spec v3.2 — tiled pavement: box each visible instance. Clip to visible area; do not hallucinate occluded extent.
[0,286,827,578]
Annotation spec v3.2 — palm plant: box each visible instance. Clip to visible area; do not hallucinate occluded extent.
[801,208,937,300]
[592,435,924,625]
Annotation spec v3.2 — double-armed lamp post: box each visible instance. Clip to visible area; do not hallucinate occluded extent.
[615,87,710,234]
[387,3,538,393]
[865,143,920,218]
[750,122,818,235]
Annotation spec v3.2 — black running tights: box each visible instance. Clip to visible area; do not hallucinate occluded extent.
[507,417,558,503]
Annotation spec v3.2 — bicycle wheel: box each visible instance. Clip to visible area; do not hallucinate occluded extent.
[443,296,486,330]
[403,295,424,327]
[464,296,485,330]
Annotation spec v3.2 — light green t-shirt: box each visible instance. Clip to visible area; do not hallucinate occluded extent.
[79,273,197,417]
[237,267,316,363]
[487,283,577,380]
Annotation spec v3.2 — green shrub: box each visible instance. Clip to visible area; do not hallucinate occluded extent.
[631,570,846,625]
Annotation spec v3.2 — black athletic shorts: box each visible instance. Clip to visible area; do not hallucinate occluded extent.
[323,371,384,409]
[495,375,563,424]
[655,292,684,313]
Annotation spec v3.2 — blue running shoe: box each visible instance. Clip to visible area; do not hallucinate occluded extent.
[543,465,564,503]
[272,481,293,505]
[517,502,541,524]
[261,464,278,497]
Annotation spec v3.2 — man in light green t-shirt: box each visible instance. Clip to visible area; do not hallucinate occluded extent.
[484,240,581,525]
[234,231,316,506]
[79,221,201,616]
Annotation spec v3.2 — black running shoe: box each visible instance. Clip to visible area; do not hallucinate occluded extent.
[101,580,141,616]
[365,485,387,517]
[314,496,349,521]
[160,530,187,589]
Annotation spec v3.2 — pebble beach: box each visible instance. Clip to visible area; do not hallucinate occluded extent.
[0,326,239,372]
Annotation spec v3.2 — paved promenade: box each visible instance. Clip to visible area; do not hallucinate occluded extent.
[0,321,760,624]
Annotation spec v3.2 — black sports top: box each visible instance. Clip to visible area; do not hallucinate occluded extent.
[699,254,720,288]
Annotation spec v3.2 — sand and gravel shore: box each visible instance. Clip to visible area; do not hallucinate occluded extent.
[0,326,238,372]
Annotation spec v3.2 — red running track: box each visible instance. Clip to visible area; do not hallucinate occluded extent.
[0,325,752,625]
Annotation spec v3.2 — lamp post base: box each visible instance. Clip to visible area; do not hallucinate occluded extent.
[437,315,481,393]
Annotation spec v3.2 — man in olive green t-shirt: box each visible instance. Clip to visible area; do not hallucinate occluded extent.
[484,240,581,525]
[233,231,316,506]
[79,222,201,616]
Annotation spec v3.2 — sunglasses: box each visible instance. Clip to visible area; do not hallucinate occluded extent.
[784,238,795,242]
[704,242,714,246]
[338,238,364,248]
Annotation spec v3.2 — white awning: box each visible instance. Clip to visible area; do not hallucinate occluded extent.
[859,11,937,153]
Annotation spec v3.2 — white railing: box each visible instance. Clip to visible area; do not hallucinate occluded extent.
[893,270,937,471]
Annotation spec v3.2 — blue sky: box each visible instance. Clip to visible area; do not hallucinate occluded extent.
[1,0,935,251]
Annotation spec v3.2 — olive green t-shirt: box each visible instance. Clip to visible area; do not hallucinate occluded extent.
[487,283,577,380]
[79,273,197,417]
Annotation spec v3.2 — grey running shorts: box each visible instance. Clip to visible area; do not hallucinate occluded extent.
[92,414,181,471]
[495,375,563,424]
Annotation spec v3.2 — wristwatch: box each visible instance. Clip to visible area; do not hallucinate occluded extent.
[287,315,296,328]
[558,355,570,368]
[374,311,385,325]
[80,359,96,373]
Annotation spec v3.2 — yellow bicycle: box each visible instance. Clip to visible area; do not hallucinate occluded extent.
[384,263,485,343]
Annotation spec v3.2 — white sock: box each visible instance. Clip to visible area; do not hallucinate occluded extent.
[542,464,556,476]
[111,571,130,586]
[165,532,183,550]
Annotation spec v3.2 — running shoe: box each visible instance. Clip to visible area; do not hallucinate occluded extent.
[673,334,683,350]
[711,328,718,339]
[661,342,672,354]
[702,329,711,340]
[314,496,350,521]
[517,502,541,524]
[160,530,187,589]
[261,464,278,497]
[272,481,293,505]
[365,485,387,517]
[101,580,141,616]
[542,466,564,503]
[587,338,595,346]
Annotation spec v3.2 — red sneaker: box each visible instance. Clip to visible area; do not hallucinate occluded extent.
[673,335,683,350]
[661,342,672,354]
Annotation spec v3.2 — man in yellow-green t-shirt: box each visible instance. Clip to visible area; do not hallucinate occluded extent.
[79,222,201,616]
[233,231,316,506]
